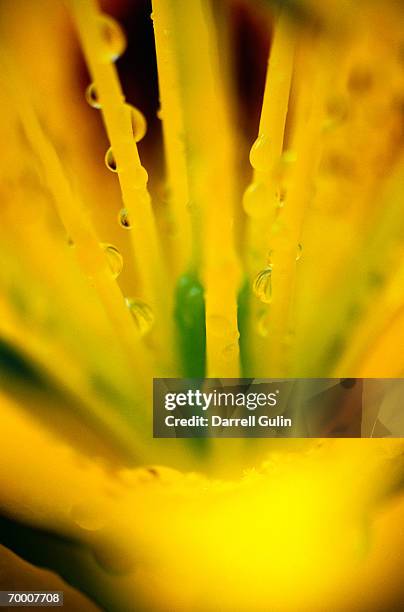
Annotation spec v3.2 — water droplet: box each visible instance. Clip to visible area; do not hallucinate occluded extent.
[126,104,147,142]
[85,83,101,109]
[67,236,75,247]
[249,134,271,171]
[71,504,106,531]
[126,298,154,336]
[101,243,123,279]
[243,182,274,218]
[275,187,286,208]
[97,14,127,62]
[296,244,302,261]
[156,108,163,120]
[257,310,269,337]
[133,165,149,187]
[118,208,131,229]
[150,11,154,21]
[105,147,118,172]
[253,267,272,304]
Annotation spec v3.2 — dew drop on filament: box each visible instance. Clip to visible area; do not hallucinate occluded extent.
[126,298,154,336]
[85,83,101,109]
[118,208,131,229]
[243,182,272,218]
[105,147,118,172]
[97,13,127,62]
[126,104,147,142]
[253,267,273,304]
[101,243,123,279]
[249,134,271,172]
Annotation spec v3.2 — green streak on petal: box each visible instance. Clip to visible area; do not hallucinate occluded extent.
[174,273,206,378]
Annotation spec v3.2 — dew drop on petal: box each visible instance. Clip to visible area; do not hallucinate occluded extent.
[253,267,272,304]
[296,243,302,261]
[85,83,101,109]
[249,134,271,171]
[243,182,273,218]
[126,103,147,142]
[126,297,154,336]
[118,208,131,229]
[97,13,127,62]
[101,243,123,279]
[105,147,118,172]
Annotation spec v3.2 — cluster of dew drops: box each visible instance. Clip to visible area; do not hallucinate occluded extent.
[81,12,306,342]
[81,13,154,337]
[247,134,303,315]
